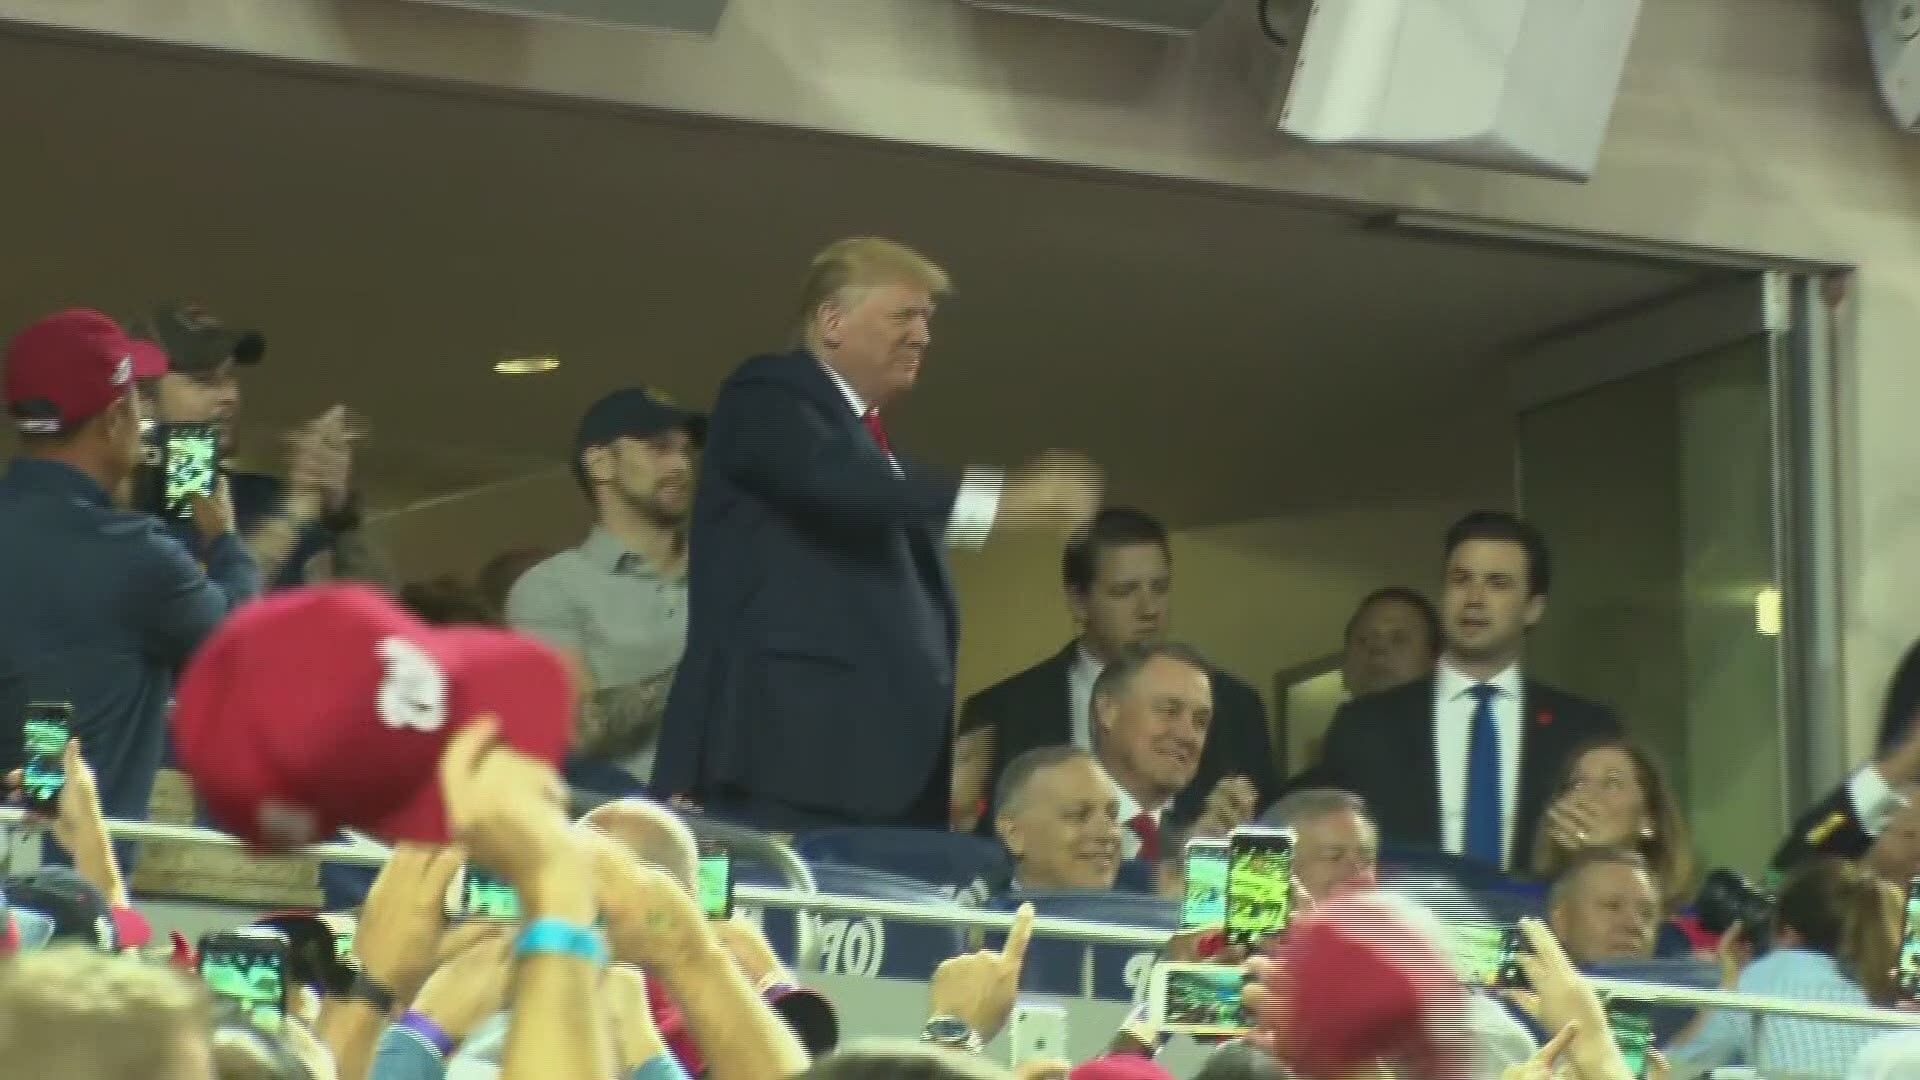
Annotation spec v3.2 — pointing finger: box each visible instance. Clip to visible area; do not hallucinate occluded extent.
[1001,902,1035,971]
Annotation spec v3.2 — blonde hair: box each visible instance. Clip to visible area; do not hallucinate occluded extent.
[792,237,951,345]
[0,945,212,1079]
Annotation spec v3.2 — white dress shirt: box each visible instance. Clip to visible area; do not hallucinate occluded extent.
[1111,775,1165,861]
[1067,643,1104,752]
[818,360,1002,548]
[1433,660,1525,865]
[1848,762,1912,837]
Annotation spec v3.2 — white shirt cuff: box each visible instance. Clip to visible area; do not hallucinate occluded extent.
[1849,764,1909,837]
[944,469,1002,550]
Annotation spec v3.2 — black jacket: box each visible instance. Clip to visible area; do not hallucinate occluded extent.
[1307,675,1619,865]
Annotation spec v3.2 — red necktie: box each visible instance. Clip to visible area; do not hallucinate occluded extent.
[1128,812,1161,863]
[862,409,892,456]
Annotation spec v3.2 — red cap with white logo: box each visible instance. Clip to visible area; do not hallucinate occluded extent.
[4,309,141,435]
[172,584,575,851]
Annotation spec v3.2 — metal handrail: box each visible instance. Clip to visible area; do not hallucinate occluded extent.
[0,810,392,865]
[17,809,1920,1028]
[735,884,1169,948]
[679,814,822,969]
[1587,977,1920,1029]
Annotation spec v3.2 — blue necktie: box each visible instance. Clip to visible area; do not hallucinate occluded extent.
[1465,683,1504,867]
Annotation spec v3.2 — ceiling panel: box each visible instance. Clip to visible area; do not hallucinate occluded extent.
[0,30,1727,525]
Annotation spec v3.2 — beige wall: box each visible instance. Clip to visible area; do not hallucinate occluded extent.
[11,0,1918,763]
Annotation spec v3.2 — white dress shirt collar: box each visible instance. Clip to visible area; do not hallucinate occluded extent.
[817,357,868,417]
[1109,774,1166,861]
[1068,642,1105,752]
[1436,657,1524,702]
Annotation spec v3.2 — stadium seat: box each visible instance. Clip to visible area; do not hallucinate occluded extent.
[1379,871,1549,925]
[793,828,1008,902]
[755,863,967,981]
[1378,844,1525,892]
[984,891,1179,1003]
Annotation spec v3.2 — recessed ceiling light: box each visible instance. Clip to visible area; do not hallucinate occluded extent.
[494,357,560,375]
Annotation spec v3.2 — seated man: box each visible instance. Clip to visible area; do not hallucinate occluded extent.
[1773,705,1920,887]
[1258,787,1380,904]
[1089,643,1256,864]
[959,509,1276,831]
[993,745,1123,893]
[1546,848,1660,967]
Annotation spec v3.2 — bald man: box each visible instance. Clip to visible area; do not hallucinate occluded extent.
[580,798,700,894]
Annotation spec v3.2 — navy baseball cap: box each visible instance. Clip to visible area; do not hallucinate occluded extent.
[130,303,265,376]
[574,388,705,454]
[4,867,127,952]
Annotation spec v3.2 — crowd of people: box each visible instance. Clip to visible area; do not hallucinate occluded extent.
[0,236,1918,1079]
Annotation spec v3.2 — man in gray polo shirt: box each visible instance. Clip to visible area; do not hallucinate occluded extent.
[506,388,704,789]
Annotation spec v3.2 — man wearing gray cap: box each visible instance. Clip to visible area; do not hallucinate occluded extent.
[506,388,704,789]
[130,302,392,591]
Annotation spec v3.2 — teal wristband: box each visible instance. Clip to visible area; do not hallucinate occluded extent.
[515,919,610,968]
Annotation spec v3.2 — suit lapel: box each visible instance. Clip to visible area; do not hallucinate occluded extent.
[1044,644,1076,746]
[1516,681,1556,841]
[788,349,956,616]
[1408,677,1443,843]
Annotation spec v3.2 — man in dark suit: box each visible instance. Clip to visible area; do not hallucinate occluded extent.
[652,237,1101,830]
[1313,510,1618,870]
[957,508,1278,831]
[1772,705,1920,884]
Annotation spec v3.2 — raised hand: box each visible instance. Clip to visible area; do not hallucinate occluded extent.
[927,902,1035,1043]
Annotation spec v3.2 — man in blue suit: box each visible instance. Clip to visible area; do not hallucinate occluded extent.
[653,238,1102,830]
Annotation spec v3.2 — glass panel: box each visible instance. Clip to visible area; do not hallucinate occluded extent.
[1518,337,1784,877]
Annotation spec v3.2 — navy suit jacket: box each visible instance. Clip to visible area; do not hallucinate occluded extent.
[960,642,1280,830]
[653,349,961,823]
[1308,675,1619,866]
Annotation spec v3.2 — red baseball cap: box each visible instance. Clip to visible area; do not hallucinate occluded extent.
[1270,892,1474,1080]
[4,309,140,435]
[173,584,575,851]
[128,338,170,381]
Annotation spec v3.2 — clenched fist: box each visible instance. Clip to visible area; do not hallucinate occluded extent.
[1000,451,1103,532]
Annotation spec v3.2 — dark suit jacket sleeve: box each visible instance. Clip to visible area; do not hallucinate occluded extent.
[1315,699,1366,794]
[1771,777,1874,876]
[713,379,959,533]
[957,686,994,738]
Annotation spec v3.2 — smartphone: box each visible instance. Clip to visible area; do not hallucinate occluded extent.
[1148,962,1251,1036]
[1225,827,1295,949]
[698,843,734,920]
[200,928,290,1028]
[1447,922,1510,988]
[461,867,523,922]
[1897,876,1920,1005]
[1606,999,1655,1079]
[158,423,221,518]
[1008,1001,1068,1066]
[21,703,71,812]
[1182,838,1230,929]
[1494,925,1531,990]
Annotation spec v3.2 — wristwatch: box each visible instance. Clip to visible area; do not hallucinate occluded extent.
[920,1015,983,1053]
[344,971,398,1016]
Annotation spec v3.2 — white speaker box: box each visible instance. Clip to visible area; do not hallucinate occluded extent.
[1274,0,1643,181]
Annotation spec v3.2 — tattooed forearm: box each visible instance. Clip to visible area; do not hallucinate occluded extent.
[575,665,680,761]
